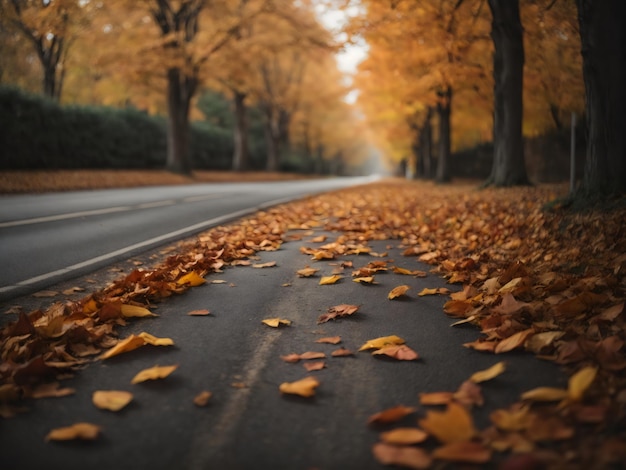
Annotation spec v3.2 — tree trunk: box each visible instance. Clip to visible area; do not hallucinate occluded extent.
[486,0,529,187]
[436,87,452,183]
[421,107,433,179]
[264,106,280,172]
[166,68,193,175]
[576,0,626,196]
[232,91,250,172]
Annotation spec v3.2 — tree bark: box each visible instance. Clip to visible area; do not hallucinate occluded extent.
[486,0,529,187]
[421,107,433,179]
[232,91,250,172]
[436,87,452,183]
[263,106,281,172]
[166,68,193,175]
[575,0,626,196]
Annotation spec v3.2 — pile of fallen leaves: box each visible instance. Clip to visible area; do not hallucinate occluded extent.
[1,179,625,467]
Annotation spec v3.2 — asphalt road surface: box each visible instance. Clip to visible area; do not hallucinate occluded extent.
[1,235,565,470]
[0,177,376,301]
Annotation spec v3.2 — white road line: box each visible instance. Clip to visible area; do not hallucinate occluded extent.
[0,193,225,228]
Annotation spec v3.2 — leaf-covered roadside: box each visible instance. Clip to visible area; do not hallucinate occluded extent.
[1,179,625,467]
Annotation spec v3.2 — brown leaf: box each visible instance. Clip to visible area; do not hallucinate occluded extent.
[92,390,133,411]
[418,287,450,296]
[432,441,491,464]
[388,285,410,300]
[353,276,376,284]
[252,261,277,268]
[303,361,326,371]
[418,402,476,443]
[298,351,326,360]
[297,267,319,277]
[419,391,454,406]
[30,382,75,399]
[368,405,417,425]
[316,336,341,344]
[495,328,534,354]
[372,443,433,469]
[331,347,354,357]
[187,309,211,316]
[45,422,101,441]
[379,427,429,445]
[33,290,58,298]
[317,304,359,323]
[372,344,419,361]
[120,304,156,318]
[131,365,178,384]
[453,380,484,407]
[392,266,427,277]
[279,376,320,397]
[193,391,212,407]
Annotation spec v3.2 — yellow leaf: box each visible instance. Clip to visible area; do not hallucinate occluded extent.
[379,427,429,445]
[469,361,506,383]
[120,304,157,318]
[418,287,450,296]
[297,267,319,277]
[99,334,146,360]
[418,402,476,444]
[131,365,178,384]
[262,318,292,328]
[490,405,534,431]
[176,271,206,287]
[494,329,534,354]
[359,335,405,351]
[568,366,598,401]
[521,387,568,402]
[138,332,175,346]
[279,376,320,397]
[193,391,212,407]
[392,266,427,277]
[388,285,410,299]
[319,275,342,285]
[353,276,375,284]
[92,390,133,411]
[45,422,101,441]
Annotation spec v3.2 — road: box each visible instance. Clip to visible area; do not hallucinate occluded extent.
[0,177,375,301]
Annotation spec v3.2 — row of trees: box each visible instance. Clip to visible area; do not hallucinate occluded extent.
[0,0,369,175]
[350,0,625,195]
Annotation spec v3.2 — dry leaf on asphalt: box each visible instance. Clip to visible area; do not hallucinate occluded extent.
[417,287,450,296]
[367,405,417,425]
[187,309,211,316]
[331,347,354,357]
[388,285,410,300]
[418,402,476,443]
[279,376,320,397]
[137,332,174,346]
[432,441,492,464]
[92,390,133,411]
[379,427,429,445]
[45,422,101,442]
[353,276,376,284]
[262,318,292,328]
[371,344,419,361]
[359,335,405,351]
[315,336,341,344]
[392,266,427,277]
[252,261,277,268]
[372,442,433,469]
[469,361,506,383]
[297,267,319,277]
[131,365,178,384]
[303,361,326,371]
[193,391,212,407]
[176,271,206,286]
[319,275,342,285]
[99,334,146,360]
[317,304,359,323]
[120,304,156,318]
[29,382,75,399]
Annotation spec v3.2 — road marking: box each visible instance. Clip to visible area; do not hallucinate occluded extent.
[0,193,225,228]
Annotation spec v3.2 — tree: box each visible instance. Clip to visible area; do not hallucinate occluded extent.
[575,0,626,196]
[0,0,85,100]
[484,0,529,187]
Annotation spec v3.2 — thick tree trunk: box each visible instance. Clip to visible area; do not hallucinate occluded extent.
[232,91,249,172]
[576,0,626,196]
[436,87,452,183]
[486,0,529,187]
[421,107,433,179]
[166,68,193,175]
[264,107,280,172]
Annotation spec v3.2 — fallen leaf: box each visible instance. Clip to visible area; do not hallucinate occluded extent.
[490,405,534,431]
[372,442,433,469]
[137,332,174,346]
[187,309,211,316]
[30,382,75,399]
[299,351,326,360]
[392,266,427,277]
[33,290,58,298]
[388,285,410,300]
[379,427,429,445]
[469,361,506,383]
[62,287,84,295]
[297,267,319,277]
[353,276,376,284]
[319,275,342,285]
[521,387,569,402]
[120,304,157,318]
[131,365,178,384]
[316,336,341,344]
[418,402,476,443]
[453,380,484,407]
[419,391,454,406]
[92,390,133,411]
[262,318,292,328]
[318,304,359,323]
[432,441,491,464]
[210,279,227,284]
[193,391,212,407]
[418,287,450,296]
[280,353,302,363]
[368,405,417,425]
[495,329,534,354]
[253,261,277,268]
[359,335,405,351]
[99,334,146,360]
[279,376,320,397]
[372,345,419,361]
[568,366,597,402]
[331,347,354,357]
[176,271,206,286]
[303,361,326,371]
[45,422,101,441]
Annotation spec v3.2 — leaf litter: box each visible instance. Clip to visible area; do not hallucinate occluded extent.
[1,180,625,467]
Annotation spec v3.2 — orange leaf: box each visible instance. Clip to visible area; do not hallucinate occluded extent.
[131,365,178,384]
[418,402,476,443]
[318,304,359,323]
[297,267,319,277]
[298,351,326,360]
[331,347,354,357]
[372,443,433,469]
[193,391,212,407]
[379,428,429,445]
[176,271,206,287]
[187,309,211,316]
[432,441,491,464]
[92,390,133,411]
[316,336,341,344]
[469,361,506,383]
[368,405,417,425]
[45,422,101,441]
[388,285,410,300]
[392,266,427,277]
[372,345,419,361]
[359,335,405,351]
[279,376,320,397]
[353,276,376,284]
[303,361,326,371]
[419,391,454,406]
[495,329,534,354]
[252,261,277,268]
[262,318,291,328]
[120,304,156,318]
[520,387,568,402]
[99,334,146,360]
[418,287,450,296]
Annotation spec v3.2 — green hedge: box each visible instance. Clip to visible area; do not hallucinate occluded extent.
[0,86,234,170]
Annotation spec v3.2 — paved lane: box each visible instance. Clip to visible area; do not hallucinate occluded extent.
[0,177,376,300]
